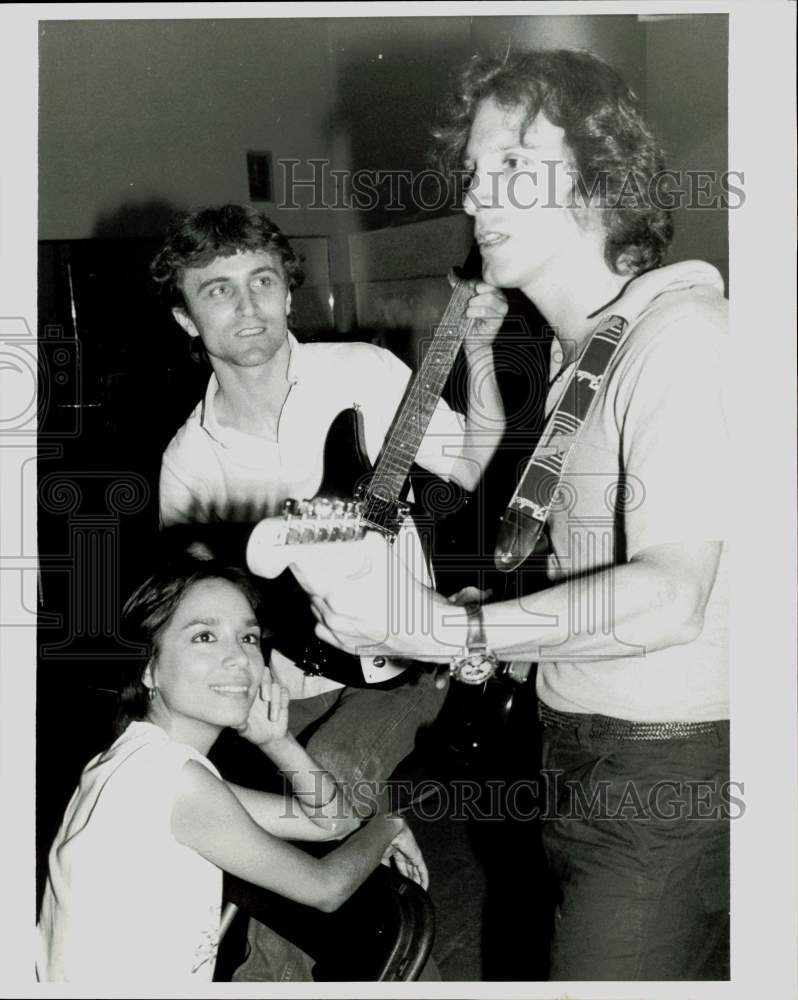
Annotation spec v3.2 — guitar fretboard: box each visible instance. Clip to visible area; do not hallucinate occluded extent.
[366,278,476,505]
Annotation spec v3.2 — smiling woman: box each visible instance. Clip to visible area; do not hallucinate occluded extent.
[122,563,267,746]
[36,557,429,984]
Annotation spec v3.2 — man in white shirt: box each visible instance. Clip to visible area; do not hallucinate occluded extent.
[153,202,506,777]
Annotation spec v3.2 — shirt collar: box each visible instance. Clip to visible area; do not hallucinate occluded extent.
[199,372,221,436]
[547,260,725,380]
[284,331,303,385]
[199,330,303,438]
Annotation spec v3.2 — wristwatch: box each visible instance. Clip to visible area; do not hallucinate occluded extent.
[449,603,499,685]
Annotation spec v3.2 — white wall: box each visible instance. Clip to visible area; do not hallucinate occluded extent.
[39,14,729,313]
[470,14,646,99]
[644,14,729,289]
[347,13,728,348]
[38,15,646,243]
[39,19,338,239]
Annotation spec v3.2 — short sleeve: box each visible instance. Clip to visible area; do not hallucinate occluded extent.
[616,304,729,557]
[159,445,212,526]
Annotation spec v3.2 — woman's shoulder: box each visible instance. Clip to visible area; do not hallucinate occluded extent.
[91,723,221,799]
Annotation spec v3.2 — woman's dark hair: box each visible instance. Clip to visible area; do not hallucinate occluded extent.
[114,558,262,736]
[150,203,305,309]
[434,49,674,275]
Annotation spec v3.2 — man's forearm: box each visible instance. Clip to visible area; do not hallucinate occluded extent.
[481,554,715,662]
[417,548,716,665]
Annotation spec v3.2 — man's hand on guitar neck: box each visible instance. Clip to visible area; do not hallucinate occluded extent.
[460,279,507,351]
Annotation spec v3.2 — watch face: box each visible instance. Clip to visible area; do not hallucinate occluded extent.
[451,653,499,685]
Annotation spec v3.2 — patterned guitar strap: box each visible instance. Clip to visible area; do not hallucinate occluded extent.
[494,262,718,574]
[494,313,627,573]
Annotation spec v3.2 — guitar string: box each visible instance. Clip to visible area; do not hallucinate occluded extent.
[368,281,474,499]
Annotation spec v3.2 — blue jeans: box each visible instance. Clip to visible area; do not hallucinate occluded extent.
[287,669,448,816]
[233,668,447,982]
[540,716,730,980]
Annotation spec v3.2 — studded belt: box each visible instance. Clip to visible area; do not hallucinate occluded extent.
[538,701,726,741]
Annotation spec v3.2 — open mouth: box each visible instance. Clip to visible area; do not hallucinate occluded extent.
[209,684,251,698]
[236,327,266,338]
[477,232,509,251]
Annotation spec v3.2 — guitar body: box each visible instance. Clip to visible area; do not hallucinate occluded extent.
[253,268,480,689]
[268,406,424,688]
[315,406,376,505]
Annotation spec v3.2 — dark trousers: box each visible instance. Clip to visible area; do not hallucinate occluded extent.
[540,718,730,980]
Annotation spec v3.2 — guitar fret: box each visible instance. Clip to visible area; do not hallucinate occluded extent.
[366,277,475,504]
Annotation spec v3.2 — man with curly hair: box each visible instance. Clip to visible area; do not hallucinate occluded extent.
[294,50,731,981]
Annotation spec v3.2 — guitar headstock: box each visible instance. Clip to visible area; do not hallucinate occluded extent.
[247,497,367,579]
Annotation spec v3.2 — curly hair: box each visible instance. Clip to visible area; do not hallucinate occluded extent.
[434,49,674,276]
[150,203,305,309]
[114,558,263,736]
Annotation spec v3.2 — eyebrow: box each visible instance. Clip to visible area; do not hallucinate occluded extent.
[195,266,282,295]
[182,617,221,629]
[181,617,261,629]
[463,139,542,166]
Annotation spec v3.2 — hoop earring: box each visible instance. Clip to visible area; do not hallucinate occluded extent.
[148,686,157,702]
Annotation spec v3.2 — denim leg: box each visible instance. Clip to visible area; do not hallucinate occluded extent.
[286,688,343,741]
[233,918,316,983]
[302,669,449,815]
[541,725,730,981]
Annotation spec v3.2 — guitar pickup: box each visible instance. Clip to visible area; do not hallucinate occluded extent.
[282,497,366,545]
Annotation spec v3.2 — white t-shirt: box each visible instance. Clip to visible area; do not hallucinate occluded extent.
[536,261,730,722]
[37,722,223,983]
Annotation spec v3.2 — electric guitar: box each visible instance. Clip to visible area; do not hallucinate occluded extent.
[247,501,534,699]
[249,273,480,688]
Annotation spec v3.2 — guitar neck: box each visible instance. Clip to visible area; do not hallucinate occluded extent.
[367,278,475,502]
